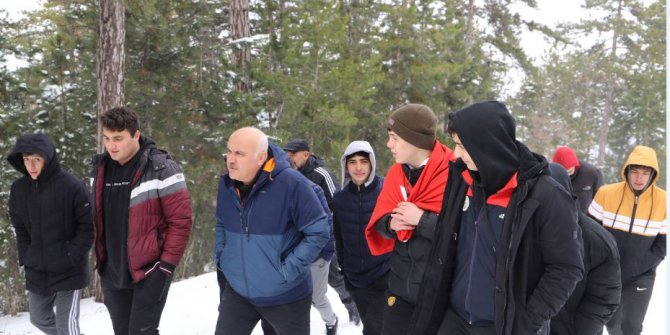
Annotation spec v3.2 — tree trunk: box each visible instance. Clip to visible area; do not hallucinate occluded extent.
[464,0,476,52]
[598,0,621,168]
[95,0,125,302]
[230,0,250,92]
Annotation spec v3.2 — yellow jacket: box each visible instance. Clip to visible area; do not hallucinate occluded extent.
[588,145,666,282]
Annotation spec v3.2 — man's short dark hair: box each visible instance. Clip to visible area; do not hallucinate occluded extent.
[346,151,370,161]
[100,107,140,135]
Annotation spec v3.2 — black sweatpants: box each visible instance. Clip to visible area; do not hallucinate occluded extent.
[606,270,656,335]
[380,291,414,335]
[215,283,311,335]
[348,273,389,335]
[102,271,172,335]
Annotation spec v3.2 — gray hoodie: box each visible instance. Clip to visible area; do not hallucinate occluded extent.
[340,140,376,188]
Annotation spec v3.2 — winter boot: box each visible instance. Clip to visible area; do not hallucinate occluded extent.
[326,316,338,335]
[343,299,361,326]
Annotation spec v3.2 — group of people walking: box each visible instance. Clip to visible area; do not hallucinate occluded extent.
[7,100,665,335]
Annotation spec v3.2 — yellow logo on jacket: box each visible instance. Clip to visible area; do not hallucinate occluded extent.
[387,295,396,307]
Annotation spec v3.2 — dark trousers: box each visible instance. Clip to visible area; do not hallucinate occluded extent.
[102,271,172,335]
[215,283,311,335]
[437,308,496,335]
[348,273,388,335]
[329,254,353,303]
[606,270,656,335]
[380,291,414,335]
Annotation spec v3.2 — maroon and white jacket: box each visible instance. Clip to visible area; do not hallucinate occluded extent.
[92,141,192,283]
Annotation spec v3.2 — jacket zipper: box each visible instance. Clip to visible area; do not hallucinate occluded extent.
[629,195,639,233]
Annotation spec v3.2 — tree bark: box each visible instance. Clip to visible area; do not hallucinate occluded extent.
[97,0,125,154]
[95,0,125,302]
[598,0,621,168]
[230,0,250,92]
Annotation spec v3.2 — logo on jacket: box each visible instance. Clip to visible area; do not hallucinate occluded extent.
[498,213,505,219]
[463,197,469,212]
[583,186,592,190]
[387,295,396,307]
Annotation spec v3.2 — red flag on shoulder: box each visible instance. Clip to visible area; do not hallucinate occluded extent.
[365,140,453,255]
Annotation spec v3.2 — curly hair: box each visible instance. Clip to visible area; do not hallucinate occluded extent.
[100,107,140,135]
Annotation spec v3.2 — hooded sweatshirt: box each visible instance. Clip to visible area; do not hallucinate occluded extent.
[333,141,389,288]
[588,145,666,284]
[7,133,93,295]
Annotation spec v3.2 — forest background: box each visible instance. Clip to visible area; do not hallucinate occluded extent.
[0,0,665,315]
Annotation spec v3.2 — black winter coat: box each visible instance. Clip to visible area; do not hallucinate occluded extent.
[410,145,584,335]
[550,212,621,335]
[333,176,389,288]
[7,133,93,295]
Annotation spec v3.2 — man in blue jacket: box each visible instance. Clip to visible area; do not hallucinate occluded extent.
[214,127,330,335]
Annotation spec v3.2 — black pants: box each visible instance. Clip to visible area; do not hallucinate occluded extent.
[380,291,414,335]
[348,273,389,335]
[606,270,656,335]
[437,308,495,335]
[102,271,172,335]
[215,283,311,335]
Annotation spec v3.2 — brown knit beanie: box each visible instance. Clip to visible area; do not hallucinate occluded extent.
[387,103,437,150]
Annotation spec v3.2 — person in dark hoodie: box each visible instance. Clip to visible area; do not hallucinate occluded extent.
[588,145,666,335]
[8,133,93,335]
[552,146,604,214]
[365,104,453,335]
[547,163,621,335]
[333,140,389,335]
[411,100,584,335]
[92,107,192,335]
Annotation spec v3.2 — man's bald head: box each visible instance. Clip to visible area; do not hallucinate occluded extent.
[227,127,269,185]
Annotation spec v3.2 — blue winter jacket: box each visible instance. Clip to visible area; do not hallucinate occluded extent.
[214,143,330,307]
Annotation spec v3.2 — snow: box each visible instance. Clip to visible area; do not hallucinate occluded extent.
[0,261,665,334]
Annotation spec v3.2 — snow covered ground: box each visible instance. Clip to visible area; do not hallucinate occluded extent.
[0,261,666,334]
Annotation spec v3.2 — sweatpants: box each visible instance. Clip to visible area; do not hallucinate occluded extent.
[102,270,172,335]
[311,258,337,325]
[348,273,389,335]
[329,254,353,304]
[437,308,495,335]
[28,289,81,335]
[606,270,656,335]
[215,283,311,335]
[380,291,414,335]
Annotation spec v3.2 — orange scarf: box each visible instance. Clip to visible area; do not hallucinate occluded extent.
[365,141,452,255]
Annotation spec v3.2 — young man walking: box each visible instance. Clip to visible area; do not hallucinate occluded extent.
[552,146,604,214]
[548,163,621,335]
[92,107,193,334]
[333,140,389,335]
[588,145,666,335]
[411,100,584,335]
[8,133,93,335]
[365,103,452,335]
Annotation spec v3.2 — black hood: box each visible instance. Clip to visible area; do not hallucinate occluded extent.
[448,100,520,197]
[7,133,60,181]
[548,162,574,196]
[300,154,325,174]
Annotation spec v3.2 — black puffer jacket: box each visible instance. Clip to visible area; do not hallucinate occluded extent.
[548,163,621,335]
[7,133,93,295]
